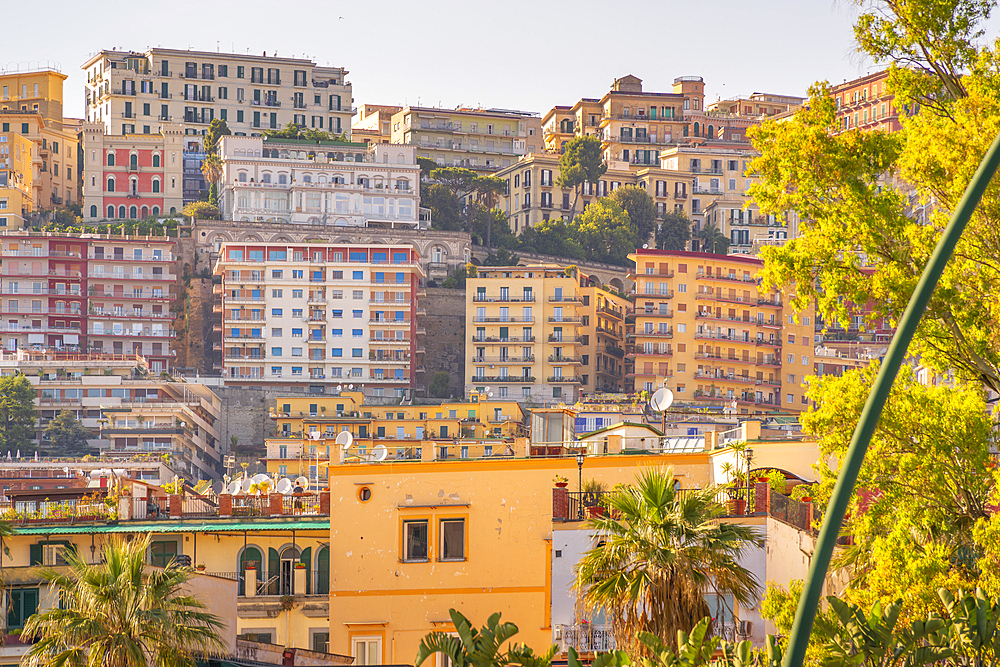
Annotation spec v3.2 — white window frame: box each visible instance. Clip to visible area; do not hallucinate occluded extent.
[352,636,383,666]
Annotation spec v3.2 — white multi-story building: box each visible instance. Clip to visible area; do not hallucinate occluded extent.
[213,242,424,397]
[81,49,353,147]
[217,135,423,228]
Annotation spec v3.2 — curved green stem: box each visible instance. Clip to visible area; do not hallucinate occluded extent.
[782,130,1000,667]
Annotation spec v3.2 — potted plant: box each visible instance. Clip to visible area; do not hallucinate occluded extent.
[195,563,206,572]
[280,594,295,611]
[244,562,257,571]
[294,562,306,570]
[582,479,608,518]
[553,475,569,488]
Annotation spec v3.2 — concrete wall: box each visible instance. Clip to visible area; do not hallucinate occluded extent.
[418,288,467,398]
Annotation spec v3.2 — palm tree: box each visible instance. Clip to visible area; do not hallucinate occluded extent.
[573,467,761,655]
[696,223,730,255]
[199,154,223,186]
[23,534,225,667]
[415,608,554,667]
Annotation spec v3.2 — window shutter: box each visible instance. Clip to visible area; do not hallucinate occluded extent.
[268,548,280,595]
[29,544,42,566]
[300,546,312,593]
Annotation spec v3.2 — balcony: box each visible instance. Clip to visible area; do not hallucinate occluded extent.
[88,328,176,338]
[546,335,583,344]
[470,375,535,383]
[89,253,173,262]
[470,356,535,364]
[694,353,757,365]
[694,292,752,305]
[471,336,535,344]
[598,305,624,320]
[548,295,583,302]
[694,332,756,344]
[627,348,673,358]
[369,337,410,344]
[637,309,673,319]
[472,316,533,323]
[547,376,582,384]
[757,297,782,307]
[547,356,583,364]
[628,329,673,339]
[636,289,675,299]
[88,272,176,282]
[696,270,758,284]
[471,295,535,303]
[370,318,410,326]
[547,316,581,324]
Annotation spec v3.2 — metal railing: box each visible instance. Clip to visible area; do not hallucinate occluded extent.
[232,496,268,517]
[280,493,322,515]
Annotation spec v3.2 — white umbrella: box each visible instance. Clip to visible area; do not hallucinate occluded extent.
[5,451,9,461]
[16,450,20,459]
[34,451,38,462]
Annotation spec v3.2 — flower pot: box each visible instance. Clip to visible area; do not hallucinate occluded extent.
[555,482,568,488]
[587,506,603,519]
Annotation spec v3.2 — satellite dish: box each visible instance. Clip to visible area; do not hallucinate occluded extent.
[251,473,269,484]
[112,468,126,476]
[372,444,388,462]
[227,480,242,495]
[309,431,322,440]
[89,470,101,479]
[335,431,354,448]
[650,388,674,412]
[277,478,293,495]
[212,481,226,496]
[295,476,309,491]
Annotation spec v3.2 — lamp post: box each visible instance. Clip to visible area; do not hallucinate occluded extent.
[576,452,585,520]
[745,448,754,511]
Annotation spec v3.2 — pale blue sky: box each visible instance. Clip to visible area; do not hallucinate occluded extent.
[1,0,988,119]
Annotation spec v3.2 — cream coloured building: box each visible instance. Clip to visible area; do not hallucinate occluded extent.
[217,135,422,228]
[391,106,542,172]
[81,49,353,148]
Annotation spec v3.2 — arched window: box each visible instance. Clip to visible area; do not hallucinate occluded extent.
[118,206,126,219]
[396,179,409,191]
[129,154,138,170]
[90,205,97,218]
[152,206,160,217]
[129,206,138,219]
[302,175,311,183]
[278,174,288,185]
[693,122,700,137]
[107,152,115,166]
[107,177,115,192]
[169,207,176,214]
[107,205,115,218]
[317,174,328,184]
[238,171,248,182]
[355,153,365,163]
[239,546,262,596]
[397,153,405,164]
[707,124,714,139]
[152,154,160,168]
[152,179,160,193]
[130,178,138,196]
[333,176,344,185]
[261,173,271,184]
[140,206,149,218]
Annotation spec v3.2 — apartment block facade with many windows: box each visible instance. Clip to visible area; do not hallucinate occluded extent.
[465,265,629,402]
[0,232,178,371]
[217,135,421,228]
[0,69,80,211]
[495,152,691,234]
[627,249,814,413]
[391,106,541,172]
[0,129,35,230]
[213,243,423,396]
[81,49,353,147]
[831,70,907,133]
[81,122,184,221]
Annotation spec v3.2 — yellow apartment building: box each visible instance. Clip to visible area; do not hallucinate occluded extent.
[0,69,80,210]
[324,444,720,665]
[390,106,542,173]
[351,104,401,145]
[496,152,691,234]
[466,265,632,403]
[0,130,34,229]
[265,391,527,479]
[706,92,805,118]
[627,249,814,413]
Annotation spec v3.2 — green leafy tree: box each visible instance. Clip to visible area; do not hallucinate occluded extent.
[572,200,635,265]
[609,185,658,247]
[517,219,585,260]
[415,609,555,667]
[747,0,1000,394]
[24,534,225,667]
[203,119,231,156]
[557,136,607,220]
[471,208,518,251]
[574,468,761,654]
[429,372,451,398]
[0,374,35,452]
[472,176,507,247]
[802,366,994,618]
[182,201,220,221]
[44,410,92,455]
[442,263,478,289]
[423,183,463,231]
[431,167,481,233]
[695,223,730,255]
[483,248,520,267]
[656,211,692,251]
[417,157,439,180]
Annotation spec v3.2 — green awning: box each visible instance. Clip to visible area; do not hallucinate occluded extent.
[13,519,330,535]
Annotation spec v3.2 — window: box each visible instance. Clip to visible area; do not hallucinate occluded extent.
[272,309,283,317]
[439,519,465,561]
[7,588,39,630]
[403,520,429,561]
[313,632,331,653]
[353,637,382,666]
[149,540,178,567]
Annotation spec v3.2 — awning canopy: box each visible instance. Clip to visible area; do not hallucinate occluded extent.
[13,519,330,535]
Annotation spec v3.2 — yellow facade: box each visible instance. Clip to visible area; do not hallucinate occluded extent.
[325,451,716,665]
[627,249,814,413]
[0,70,79,211]
[0,131,34,229]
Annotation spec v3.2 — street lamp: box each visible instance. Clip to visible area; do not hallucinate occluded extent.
[576,452,585,520]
